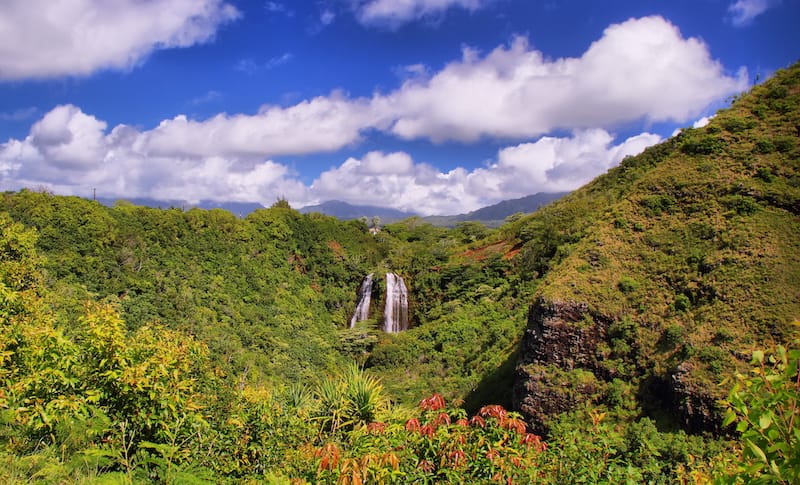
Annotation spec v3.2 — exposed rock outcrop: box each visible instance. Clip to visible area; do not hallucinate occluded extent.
[513,297,725,435]
[668,362,723,434]
[512,298,608,435]
[516,298,608,370]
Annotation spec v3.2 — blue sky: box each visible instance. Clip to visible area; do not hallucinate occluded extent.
[0,0,797,215]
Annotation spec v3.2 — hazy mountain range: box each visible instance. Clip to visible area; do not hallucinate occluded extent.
[97,192,568,226]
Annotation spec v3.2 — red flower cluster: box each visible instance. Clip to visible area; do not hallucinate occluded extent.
[478,404,530,436]
[469,415,486,428]
[520,433,547,452]
[403,396,547,463]
[501,416,526,435]
[433,412,451,426]
[405,418,421,432]
[419,393,446,411]
[448,449,467,467]
[478,404,507,419]
[315,442,340,471]
[366,421,386,435]
[420,423,436,438]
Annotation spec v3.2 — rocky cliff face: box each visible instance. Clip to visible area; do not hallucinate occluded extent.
[512,297,725,435]
[516,298,608,371]
[512,298,609,435]
[668,362,723,434]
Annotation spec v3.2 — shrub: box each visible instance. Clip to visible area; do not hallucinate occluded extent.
[721,117,755,133]
[673,294,691,313]
[756,167,776,182]
[698,345,727,374]
[305,395,546,484]
[721,344,800,485]
[663,324,685,346]
[681,135,724,155]
[640,194,676,216]
[754,138,775,154]
[774,136,796,153]
[722,195,760,216]
[713,328,735,344]
[618,276,641,294]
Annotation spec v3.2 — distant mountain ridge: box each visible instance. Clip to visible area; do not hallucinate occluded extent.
[298,200,416,222]
[423,192,568,227]
[92,193,568,225]
[299,193,567,226]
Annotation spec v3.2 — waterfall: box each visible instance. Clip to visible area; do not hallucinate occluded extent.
[383,272,409,333]
[349,273,374,327]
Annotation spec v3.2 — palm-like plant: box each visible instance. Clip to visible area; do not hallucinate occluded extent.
[312,363,388,434]
[282,382,312,410]
[343,362,388,425]
[314,375,349,433]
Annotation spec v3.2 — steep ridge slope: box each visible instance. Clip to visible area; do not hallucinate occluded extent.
[510,63,800,434]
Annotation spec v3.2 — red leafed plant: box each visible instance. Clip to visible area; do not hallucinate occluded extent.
[309,393,547,483]
[419,393,446,411]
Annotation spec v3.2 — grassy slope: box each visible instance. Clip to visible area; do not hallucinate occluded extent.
[511,62,800,403]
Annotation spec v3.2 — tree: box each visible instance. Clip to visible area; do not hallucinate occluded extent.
[271,197,292,209]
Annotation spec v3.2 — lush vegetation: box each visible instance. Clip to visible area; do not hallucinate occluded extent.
[1,63,799,482]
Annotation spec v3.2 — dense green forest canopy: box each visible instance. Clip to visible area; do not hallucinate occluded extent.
[1,63,799,483]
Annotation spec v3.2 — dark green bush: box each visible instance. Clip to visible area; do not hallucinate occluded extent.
[617,276,641,294]
[723,195,759,216]
[662,324,685,347]
[756,167,776,182]
[754,138,775,154]
[681,135,724,155]
[721,117,755,133]
[673,294,691,313]
[773,136,796,153]
[698,346,727,374]
[640,194,676,216]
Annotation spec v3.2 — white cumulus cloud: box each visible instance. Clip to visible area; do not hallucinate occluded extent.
[693,116,713,128]
[466,131,661,203]
[728,0,779,26]
[374,16,747,142]
[0,0,239,80]
[356,0,489,27]
[0,15,746,213]
[312,151,478,215]
[0,105,310,205]
[0,105,662,215]
[311,130,661,215]
[141,93,379,158]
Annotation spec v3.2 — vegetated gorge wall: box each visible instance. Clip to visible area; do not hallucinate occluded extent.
[350,272,409,333]
[512,298,722,436]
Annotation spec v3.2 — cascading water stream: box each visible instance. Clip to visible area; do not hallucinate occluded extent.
[349,273,374,328]
[383,272,409,333]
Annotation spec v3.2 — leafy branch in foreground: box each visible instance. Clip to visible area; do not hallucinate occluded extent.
[720,340,800,484]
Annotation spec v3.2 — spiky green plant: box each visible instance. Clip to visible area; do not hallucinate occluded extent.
[314,375,349,433]
[312,363,389,434]
[342,362,388,425]
[282,382,313,411]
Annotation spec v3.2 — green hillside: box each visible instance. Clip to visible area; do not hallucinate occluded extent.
[0,63,798,483]
[0,193,384,385]
[507,62,799,433]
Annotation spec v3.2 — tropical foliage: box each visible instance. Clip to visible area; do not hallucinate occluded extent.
[1,63,799,482]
